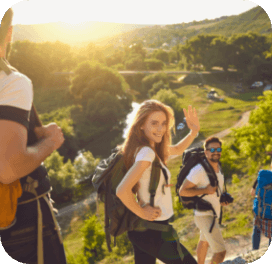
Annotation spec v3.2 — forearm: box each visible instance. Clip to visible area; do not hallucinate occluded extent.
[117,190,144,218]
[171,130,198,156]
[1,138,54,184]
[179,186,207,197]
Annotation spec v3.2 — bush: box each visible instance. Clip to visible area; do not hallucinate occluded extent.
[232,174,240,184]
[142,72,169,93]
[148,80,169,97]
[81,215,105,263]
[111,63,125,70]
[173,196,184,217]
[125,56,146,70]
[112,232,133,256]
[144,58,164,70]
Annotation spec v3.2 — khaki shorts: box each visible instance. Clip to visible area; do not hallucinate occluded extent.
[194,215,226,253]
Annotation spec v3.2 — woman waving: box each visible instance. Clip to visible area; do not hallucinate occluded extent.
[116,100,199,264]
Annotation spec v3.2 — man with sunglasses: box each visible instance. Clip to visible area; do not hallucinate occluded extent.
[179,137,228,264]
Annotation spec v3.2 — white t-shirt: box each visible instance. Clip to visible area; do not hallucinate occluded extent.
[0,70,33,129]
[135,146,174,221]
[186,163,224,218]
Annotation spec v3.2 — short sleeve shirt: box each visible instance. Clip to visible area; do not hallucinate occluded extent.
[186,164,224,218]
[135,146,174,221]
[0,70,33,129]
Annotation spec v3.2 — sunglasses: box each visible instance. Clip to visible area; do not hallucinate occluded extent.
[207,147,222,153]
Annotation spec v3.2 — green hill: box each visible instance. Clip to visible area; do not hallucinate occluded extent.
[104,6,271,48]
[12,6,271,48]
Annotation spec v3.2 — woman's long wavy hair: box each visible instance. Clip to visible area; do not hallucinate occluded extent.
[121,99,175,170]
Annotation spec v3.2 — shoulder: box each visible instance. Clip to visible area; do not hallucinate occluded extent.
[190,163,206,175]
[135,146,155,163]
[0,71,33,111]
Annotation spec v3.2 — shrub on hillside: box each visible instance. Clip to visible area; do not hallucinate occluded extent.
[125,56,146,70]
[145,58,164,70]
[81,215,105,263]
[148,80,169,97]
[142,72,169,93]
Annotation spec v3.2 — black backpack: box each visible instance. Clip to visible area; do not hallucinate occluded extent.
[175,147,220,232]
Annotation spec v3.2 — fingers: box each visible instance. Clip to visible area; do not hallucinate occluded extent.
[143,206,162,221]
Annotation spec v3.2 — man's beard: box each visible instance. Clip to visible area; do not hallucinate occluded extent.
[209,155,220,163]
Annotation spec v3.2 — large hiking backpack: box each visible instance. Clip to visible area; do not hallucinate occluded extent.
[175,147,220,232]
[253,170,272,219]
[92,148,185,260]
[92,148,168,251]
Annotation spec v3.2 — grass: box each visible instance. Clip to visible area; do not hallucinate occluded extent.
[173,82,262,139]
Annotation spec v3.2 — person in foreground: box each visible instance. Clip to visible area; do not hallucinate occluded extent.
[116,99,199,264]
[179,137,228,264]
[0,8,66,264]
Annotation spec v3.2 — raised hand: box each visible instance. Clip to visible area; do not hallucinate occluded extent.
[183,105,200,135]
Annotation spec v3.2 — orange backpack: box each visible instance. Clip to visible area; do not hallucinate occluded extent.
[0,180,22,230]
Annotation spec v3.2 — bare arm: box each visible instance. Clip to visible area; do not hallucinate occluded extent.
[0,120,64,184]
[179,179,217,197]
[250,188,256,197]
[169,130,198,156]
[116,160,161,221]
[169,106,200,156]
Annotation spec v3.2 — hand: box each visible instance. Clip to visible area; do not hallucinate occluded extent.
[183,105,200,135]
[164,184,174,187]
[250,188,255,197]
[34,123,64,150]
[205,184,217,195]
[141,203,162,221]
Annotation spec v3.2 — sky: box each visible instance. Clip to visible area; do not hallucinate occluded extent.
[0,0,271,26]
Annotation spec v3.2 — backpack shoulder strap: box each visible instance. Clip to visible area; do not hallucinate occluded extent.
[149,156,161,207]
[200,158,218,187]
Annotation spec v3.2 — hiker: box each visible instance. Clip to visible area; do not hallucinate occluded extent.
[250,159,272,250]
[0,8,67,264]
[116,100,199,264]
[179,137,228,264]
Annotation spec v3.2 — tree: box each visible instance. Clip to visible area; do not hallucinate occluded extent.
[231,91,272,173]
[125,55,146,70]
[152,89,184,126]
[144,58,164,70]
[204,36,230,71]
[228,32,270,71]
[152,49,169,64]
[181,34,218,69]
[69,61,133,156]
[148,80,169,97]
[142,72,169,93]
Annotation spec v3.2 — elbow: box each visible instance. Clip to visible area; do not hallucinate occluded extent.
[0,161,20,184]
[179,187,184,197]
[116,187,124,200]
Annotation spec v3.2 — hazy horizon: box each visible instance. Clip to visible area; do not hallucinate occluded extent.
[2,0,265,26]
